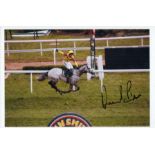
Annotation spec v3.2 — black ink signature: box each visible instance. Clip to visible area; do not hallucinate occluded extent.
[101,80,141,109]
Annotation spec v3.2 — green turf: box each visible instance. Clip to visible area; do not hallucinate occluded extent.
[5,72,149,127]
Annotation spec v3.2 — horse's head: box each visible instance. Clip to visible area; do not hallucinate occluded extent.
[78,64,95,75]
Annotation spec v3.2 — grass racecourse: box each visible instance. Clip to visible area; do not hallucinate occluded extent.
[5,72,149,127]
[5,34,150,126]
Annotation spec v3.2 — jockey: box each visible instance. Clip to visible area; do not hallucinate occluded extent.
[56,49,78,82]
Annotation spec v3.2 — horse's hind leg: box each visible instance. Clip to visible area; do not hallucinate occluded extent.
[48,80,62,95]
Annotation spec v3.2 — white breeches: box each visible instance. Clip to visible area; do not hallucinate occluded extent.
[64,61,73,69]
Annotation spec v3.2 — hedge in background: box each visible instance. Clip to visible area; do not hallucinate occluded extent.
[23,65,83,70]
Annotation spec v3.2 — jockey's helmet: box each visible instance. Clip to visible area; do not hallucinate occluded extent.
[67,50,74,55]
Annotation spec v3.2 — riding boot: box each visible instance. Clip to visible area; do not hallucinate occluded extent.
[65,69,73,83]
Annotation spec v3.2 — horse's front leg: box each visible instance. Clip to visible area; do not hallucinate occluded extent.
[71,83,80,92]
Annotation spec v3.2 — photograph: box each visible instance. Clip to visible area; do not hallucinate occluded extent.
[5,29,150,127]
[1,1,155,155]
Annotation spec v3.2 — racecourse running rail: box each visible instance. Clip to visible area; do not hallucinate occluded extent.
[5,35,149,64]
[5,69,149,94]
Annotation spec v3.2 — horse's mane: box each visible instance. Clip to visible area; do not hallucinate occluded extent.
[78,64,87,68]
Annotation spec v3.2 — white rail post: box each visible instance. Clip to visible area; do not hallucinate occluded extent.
[30,73,33,93]
[7,43,10,56]
[40,42,43,56]
[97,55,104,80]
[106,40,109,47]
[73,41,76,55]
[100,79,103,93]
[53,48,56,65]
[141,38,144,46]
[86,56,92,80]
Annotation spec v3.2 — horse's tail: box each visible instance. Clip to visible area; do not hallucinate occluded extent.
[37,72,48,81]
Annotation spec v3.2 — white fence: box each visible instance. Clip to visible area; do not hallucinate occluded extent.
[5,69,150,94]
[5,70,47,93]
[5,35,149,64]
[5,35,149,43]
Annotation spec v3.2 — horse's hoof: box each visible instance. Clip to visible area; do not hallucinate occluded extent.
[57,91,63,95]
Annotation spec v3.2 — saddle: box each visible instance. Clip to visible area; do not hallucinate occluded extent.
[64,69,73,78]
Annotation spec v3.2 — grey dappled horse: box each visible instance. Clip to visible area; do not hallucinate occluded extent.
[37,64,93,95]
